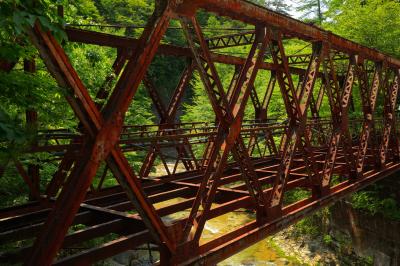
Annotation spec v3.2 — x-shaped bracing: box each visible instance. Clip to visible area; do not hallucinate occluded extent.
[354,58,382,175]
[24,2,178,264]
[320,49,359,192]
[179,16,271,244]
[267,31,323,215]
[140,64,199,177]
[248,72,278,157]
[379,69,400,166]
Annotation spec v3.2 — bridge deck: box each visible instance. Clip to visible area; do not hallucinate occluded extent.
[1,143,400,264]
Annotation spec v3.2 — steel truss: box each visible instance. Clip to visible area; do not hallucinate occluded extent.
[1,0,400,265]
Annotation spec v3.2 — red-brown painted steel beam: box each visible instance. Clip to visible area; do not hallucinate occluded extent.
[267,32,323,214]
[321,52,357,192]
[355,60,381,175]
[175,0,400,68]
[140,64,197,177]
[65,27,320,76]
[178,17,271,249]
[379,70,400,165]
[25,2,177,264]
[178,162,400,265]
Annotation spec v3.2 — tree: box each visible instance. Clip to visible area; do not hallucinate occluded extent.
[250,0,292,15]
[296,0,325,25]
[324,0,400,58]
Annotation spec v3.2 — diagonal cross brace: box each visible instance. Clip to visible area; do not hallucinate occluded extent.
[321,51,357,191]
[248,72,278,156]
[180,16,271,243]
[201,65,242,168]
[140,64,197,177]
[267,33,323,210]
[355,60,382,175]
[45,48,130,197]
[379,70,400,166]
[25,2,176,264]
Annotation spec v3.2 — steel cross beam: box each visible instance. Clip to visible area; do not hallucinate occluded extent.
[65,27,329,78]
[267,30,323,214]
[204,30,350,65]
[178,15,270,248]
[24,2,177,264]
[206,30,256,50]
[177,0,400,68]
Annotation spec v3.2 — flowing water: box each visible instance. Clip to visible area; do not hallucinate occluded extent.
[155,197,292,266]
[153,163,294,265]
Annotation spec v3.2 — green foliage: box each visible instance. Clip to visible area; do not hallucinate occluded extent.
[351,185,400,220]
[0,108,32,165]
[266,237,308,265]
[293,216,321,238]
[324,0,400,57]
[323,234,333,245]
[0,69,74,165]
[283,188,311,205]
[64,0,101,23]
[97,0,152,25]
[0,70,66,115]
[251,0,292,15]
[66,44,115,96]
[0,0,66,62]
[292,209,329,238]
[296,0,325,24]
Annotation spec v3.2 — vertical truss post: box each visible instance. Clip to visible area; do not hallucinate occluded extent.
[25,2,176,264]
[379,69,400,166]
[179,16,270,247]
[267,31,323,215]
[321,51,357,193]
[355,60,381,175]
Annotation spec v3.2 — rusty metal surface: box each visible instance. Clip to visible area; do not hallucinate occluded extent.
[2,0,400,265]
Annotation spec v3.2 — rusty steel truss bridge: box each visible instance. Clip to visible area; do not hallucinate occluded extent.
[1,0,400,265]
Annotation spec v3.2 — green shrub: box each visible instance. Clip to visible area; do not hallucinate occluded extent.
[323,234,333,245]
[351,185,400,221]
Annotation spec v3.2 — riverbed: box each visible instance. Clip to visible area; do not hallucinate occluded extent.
[152,163,296,266]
